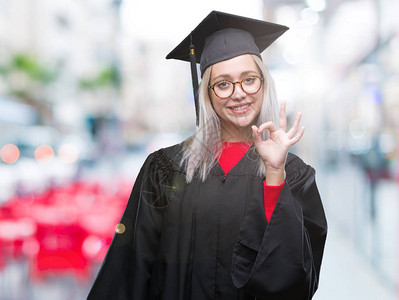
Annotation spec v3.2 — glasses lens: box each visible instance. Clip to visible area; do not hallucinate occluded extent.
[214,81,233,98]
[241,76,262,94]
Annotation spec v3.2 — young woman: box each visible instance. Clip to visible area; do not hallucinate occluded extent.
[88,11,327,300]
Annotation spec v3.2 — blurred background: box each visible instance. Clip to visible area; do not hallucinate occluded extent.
[0,0,398,299]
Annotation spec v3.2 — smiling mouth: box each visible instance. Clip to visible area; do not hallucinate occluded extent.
[230,104,251,111]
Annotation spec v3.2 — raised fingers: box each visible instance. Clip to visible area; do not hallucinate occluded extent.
[287,112,302,139]
[279,101,287,131]
[290,126,305,145]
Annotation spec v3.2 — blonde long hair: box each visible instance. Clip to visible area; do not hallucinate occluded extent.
[181,55,279,182]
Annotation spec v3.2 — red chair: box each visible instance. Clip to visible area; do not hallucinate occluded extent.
[31,222,89,282]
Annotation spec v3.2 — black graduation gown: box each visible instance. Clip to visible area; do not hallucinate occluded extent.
[87,143,327,300]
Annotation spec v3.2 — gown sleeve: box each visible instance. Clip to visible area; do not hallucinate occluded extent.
[231,153,327,300]
[87,150,172,300]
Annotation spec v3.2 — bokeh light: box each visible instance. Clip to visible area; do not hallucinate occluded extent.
[34,145,55,164]
[58,143,80,164]
[0,144,20,164]
[305,0,326,12]
[301,8,319,25]
[82,235,107,259]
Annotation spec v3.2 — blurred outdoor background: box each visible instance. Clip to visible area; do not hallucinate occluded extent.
[0,0,398,299]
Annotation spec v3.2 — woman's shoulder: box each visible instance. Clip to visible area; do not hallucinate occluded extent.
[145,141,186,173]
[286,152,308,169]
[160,142,185,159]
[285,152,315,184]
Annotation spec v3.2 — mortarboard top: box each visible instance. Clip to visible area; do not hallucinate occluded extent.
[166,11,288,125]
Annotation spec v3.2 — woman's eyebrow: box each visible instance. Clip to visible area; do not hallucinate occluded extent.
[211,70,259,82]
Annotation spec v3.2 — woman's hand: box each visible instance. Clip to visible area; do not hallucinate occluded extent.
[252,102,305,185]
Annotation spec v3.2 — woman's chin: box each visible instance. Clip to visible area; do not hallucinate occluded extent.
[232,115,255,129]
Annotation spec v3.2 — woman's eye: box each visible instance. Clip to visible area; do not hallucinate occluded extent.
[217,81,230,89]
[244,77,256,84]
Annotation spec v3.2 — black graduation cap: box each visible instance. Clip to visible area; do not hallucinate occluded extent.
[166,10,288,125]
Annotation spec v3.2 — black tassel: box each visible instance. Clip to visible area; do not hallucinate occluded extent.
[189,36,200,126]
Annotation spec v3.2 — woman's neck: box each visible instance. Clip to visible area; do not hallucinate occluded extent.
[221,125,252,143]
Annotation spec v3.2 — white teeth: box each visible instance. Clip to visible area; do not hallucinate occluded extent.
[231,104,249,111]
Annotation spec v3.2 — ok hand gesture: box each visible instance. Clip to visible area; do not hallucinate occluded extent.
[251,102,305,185]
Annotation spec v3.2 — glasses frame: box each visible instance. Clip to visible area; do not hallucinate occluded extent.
[208,75,264,99]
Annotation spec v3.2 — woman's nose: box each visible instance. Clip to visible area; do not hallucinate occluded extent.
[230,82,246,100]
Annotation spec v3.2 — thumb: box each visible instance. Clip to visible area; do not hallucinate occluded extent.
[251,125,263,146]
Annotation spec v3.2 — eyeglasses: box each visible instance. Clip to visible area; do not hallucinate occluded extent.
[208,75,264,99]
